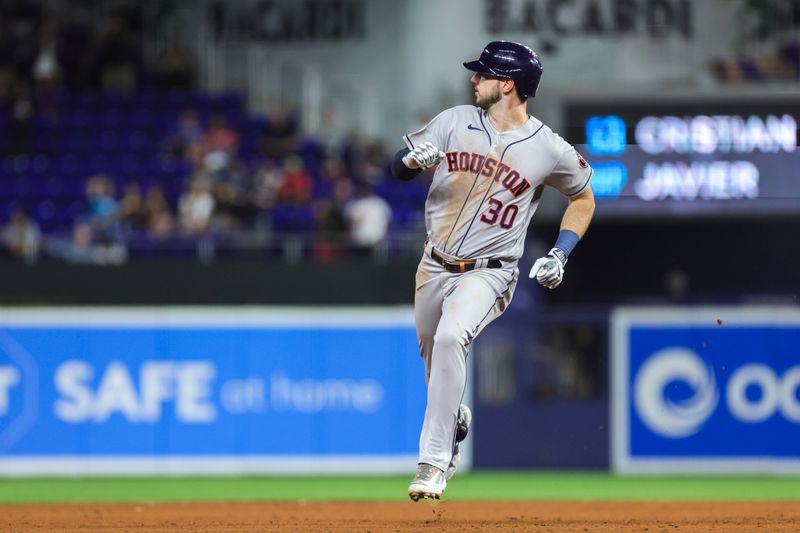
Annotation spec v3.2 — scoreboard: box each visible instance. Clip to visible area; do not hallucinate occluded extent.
[566,100,800,218]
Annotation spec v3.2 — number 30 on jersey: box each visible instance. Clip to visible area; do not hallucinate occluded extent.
[480,199,519,229]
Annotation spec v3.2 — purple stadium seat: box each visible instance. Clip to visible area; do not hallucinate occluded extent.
[131,110,154,129]
[65,110,91,129]
[34,200,57,223]
[98,131,120,151]
[271,205,315,232]
[119,154,143,176]
[100,109,124,129]
[43,177,66,197]
[77,91,101,108]
[3,156,31,175]
[87,154,112,174]
[12,177,34,199]
[126,131,150,151]
[56,155,80,174]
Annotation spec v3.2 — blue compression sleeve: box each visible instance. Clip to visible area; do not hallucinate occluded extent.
[391,148,423,181]
[554,229,580,257]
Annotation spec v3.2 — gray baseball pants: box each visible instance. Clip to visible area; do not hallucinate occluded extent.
[413,243,518,470]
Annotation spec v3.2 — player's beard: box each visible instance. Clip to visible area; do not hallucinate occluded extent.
[475,82,502,110]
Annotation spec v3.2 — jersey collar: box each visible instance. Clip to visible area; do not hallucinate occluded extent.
[480,109,535,137]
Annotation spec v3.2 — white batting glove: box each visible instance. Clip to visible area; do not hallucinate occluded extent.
[402,142,445,169]
[529,248,567,289]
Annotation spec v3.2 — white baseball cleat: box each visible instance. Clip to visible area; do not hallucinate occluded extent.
[446,404,472,481]
[408,463,447,501]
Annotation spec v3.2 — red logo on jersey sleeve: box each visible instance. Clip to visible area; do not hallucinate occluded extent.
[576,150,588,168]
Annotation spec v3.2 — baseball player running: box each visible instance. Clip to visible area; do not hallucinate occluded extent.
[390,41,595,501]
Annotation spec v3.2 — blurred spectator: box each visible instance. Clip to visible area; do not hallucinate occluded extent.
[344,183,391,251]
[316,158,348,198]
[276,156,313,205]
[310,160,352,260]
[711,35,800,85]
[85,174,119,224]
[338,133,391,184]
[93,11,141,92]
[1,208,41,263]
[710,58,746,84]
[251,159,285,209]
[83,174,123,248]
[32,20,61,92]
[166,107,205,160]
[314,198,348,237]
[203,113,239,155]
[200,113,239,173]
[351,139,391,184]
[311,197,348,261]
[259,110,298,159]
[45,222,126,265]
[144,184,175,238]
[0,3,420,262]
[754,54,796,81]
[212,159,258,231]
[179,178,215,234]
[332,174,356,207]
[119,182,148,233]
[3,3,39,80]
[156,43,197,90]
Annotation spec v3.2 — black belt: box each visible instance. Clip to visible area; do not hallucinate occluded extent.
[430,248,502,273]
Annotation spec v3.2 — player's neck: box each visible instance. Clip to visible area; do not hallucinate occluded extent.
[485,101,529,132]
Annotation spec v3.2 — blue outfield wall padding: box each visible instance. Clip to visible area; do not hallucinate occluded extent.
[0,307,426,475]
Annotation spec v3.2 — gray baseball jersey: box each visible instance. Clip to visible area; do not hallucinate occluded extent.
[404,105,593,475]
[404,104,592,261]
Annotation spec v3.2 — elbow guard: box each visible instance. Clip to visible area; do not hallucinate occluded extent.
[391,148,423,181]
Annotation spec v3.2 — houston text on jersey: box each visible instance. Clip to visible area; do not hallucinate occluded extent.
[444,151,532,197]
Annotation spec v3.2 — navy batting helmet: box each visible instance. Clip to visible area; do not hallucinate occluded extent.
[463,41,543,99]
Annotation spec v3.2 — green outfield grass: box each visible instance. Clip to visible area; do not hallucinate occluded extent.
[0,472,799,503]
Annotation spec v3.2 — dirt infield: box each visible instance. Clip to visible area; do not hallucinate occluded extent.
[1,501,798,532]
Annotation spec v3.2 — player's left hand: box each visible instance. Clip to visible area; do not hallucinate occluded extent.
[529,248,567,289]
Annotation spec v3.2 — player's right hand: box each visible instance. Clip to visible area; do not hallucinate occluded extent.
[402,142,445,169]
